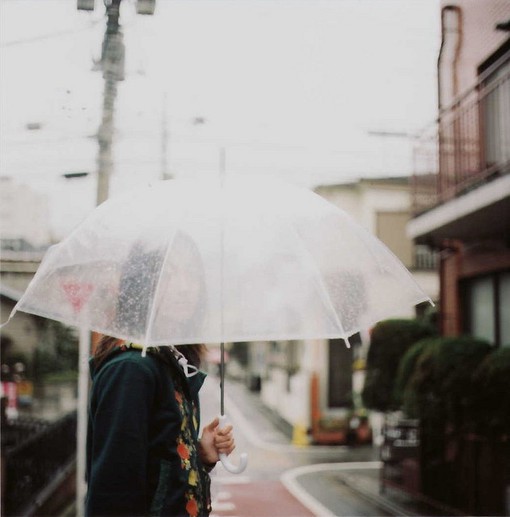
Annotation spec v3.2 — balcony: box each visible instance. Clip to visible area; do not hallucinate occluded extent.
[412,54,510,217]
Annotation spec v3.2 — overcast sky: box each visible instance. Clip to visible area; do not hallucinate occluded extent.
[0,0,441,239]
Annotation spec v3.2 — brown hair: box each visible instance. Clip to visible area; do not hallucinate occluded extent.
[93,334,207,369]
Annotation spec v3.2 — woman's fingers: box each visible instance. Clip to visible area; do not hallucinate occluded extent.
[214,426,235,454]
[217,440,236,454]
[217,424,233,435]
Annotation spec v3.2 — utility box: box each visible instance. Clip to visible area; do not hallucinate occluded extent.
[77,0,95,11]
[136,0,156,15]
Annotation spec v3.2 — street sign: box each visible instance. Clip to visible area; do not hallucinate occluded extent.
[61,281,94,314]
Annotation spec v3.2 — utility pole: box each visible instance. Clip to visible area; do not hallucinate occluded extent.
[76,3,125,514]
[96,0,125,205]
[75,2,155,514]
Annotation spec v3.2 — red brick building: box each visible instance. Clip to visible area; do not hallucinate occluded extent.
[409,1,510,345]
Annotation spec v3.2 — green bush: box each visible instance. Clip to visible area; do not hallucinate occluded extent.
[470,347,510,437]
[361,319,436,412]
[404,335,493,427]
[393,336,437,413]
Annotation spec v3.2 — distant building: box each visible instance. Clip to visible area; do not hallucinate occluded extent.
[0,177,52,249]
[244,176,439,445]
[0,178,52,364]
[0,284,42,361]
[409,1,510,346]
[315,177,439,305]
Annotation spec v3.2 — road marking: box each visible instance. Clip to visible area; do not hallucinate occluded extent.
[211,501,236,512]
[212,475,251,485]
[211,484,238,517]
[281,462,382,517]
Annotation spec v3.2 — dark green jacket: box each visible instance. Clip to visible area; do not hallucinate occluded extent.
[86,347,212,517]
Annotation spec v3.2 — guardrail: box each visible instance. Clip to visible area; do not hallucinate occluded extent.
[412,56,510,215]
[1,412,77,516]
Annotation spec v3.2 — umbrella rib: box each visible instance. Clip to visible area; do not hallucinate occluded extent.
[287,221,351,347]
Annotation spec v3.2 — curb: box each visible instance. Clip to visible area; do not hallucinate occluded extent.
[334,472,415,517]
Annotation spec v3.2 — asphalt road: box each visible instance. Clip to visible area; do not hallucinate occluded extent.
[200,374,400,517]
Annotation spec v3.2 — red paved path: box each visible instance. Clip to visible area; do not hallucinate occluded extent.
[211,480,315,517]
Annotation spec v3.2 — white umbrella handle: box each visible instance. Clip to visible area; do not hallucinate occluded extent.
[218,414,248,474]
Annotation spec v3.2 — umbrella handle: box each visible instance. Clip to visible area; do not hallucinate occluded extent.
[218,414,248,474]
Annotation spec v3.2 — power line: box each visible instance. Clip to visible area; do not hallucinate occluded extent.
[0,19,103,48]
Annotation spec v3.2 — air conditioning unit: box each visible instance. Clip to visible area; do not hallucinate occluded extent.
[136,0,156,15]
[77,0,95,11]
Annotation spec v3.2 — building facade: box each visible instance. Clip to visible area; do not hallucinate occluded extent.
[0,178,52,366]
[409,1,510,346]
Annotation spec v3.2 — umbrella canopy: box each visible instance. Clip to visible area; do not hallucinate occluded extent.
[9,175,430,348]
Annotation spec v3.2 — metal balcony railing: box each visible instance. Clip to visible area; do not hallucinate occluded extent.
[412,54,510,215]
[413,245,439,270]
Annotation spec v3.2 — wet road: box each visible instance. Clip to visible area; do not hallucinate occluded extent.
[200,374,397,517]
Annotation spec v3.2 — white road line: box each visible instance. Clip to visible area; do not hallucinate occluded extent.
[216,491,232,500]
[212,475,251,485]
[211,501,236,512]
[281,462,382,517]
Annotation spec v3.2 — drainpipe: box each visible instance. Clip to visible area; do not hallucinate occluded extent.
[96,0,125,205]
[438,6,462,198]
[438,6,462,109]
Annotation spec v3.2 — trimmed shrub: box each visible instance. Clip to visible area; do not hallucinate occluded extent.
[362,319,436,412]
[470,347,510,437]
[393,336,438,415]
[404,335,493,427]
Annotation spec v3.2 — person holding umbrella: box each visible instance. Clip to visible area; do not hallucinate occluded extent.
[5,176,431,513]
[86,238,236,517]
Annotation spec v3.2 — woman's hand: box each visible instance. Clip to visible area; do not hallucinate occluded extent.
[199,417,236,466]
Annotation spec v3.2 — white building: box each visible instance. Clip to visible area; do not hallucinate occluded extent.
[0,177,52,248]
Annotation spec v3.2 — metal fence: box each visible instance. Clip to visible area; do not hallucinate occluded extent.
[412,54,510,215]
[1,412,77,516]
[381,416,510,516]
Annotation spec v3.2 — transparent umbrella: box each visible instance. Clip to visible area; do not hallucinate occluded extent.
[6,175,431,472]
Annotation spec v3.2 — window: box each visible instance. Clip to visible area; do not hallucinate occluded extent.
[328,337,357,408]
[499,273,510,346]
[468,276,495,343]
[463,272,510,347]
[376,211,413,268]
